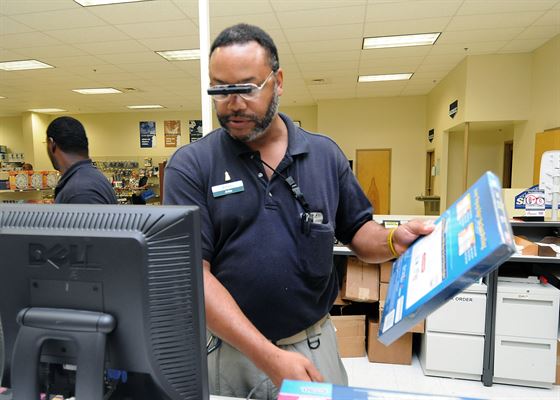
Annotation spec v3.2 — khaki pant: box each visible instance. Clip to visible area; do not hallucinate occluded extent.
[207,316,348,399]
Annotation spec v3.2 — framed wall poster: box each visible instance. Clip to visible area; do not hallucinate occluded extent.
[139,121,156,148]
[164,120,181,148]
[189,120,203,143]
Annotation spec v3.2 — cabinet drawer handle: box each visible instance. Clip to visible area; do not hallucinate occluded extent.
[502,298,553,307]
[500,340,550,350]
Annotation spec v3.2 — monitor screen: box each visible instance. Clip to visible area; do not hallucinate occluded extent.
[0,204,208,400]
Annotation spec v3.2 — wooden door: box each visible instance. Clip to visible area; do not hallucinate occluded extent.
[356,149,391,214]
[533,129,560,184]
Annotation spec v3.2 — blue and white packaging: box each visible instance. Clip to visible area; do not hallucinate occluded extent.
[379,171,516,345]
[278,380,481,399]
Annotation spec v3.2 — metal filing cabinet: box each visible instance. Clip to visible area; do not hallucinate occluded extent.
[420,282,487,380]
[493,281,559,388]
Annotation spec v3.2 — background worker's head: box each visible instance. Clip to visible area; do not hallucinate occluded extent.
[46,116,89,172]
[209,24,283,143]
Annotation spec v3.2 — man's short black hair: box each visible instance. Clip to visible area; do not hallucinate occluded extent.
[47,116,89,156]
[210,23,280,72]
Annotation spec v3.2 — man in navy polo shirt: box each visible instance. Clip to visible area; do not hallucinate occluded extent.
[164,24,433,399]
[46,116,117,204]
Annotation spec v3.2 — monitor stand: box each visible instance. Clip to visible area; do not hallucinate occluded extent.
[11,307,115,400]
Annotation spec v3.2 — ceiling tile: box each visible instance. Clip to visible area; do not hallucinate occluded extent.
[294,50,361,64]
[0,0,79,15]
[457,0,558,15]
[283,24,363,43]
[10,8,106,31]
[0,16,35,35]
[290,38,360,54]
[74,40,148,55]
[208,0,274,16]
[276,6,367,29]
[365,0,462,22]
[46,26,130,44]
[271,0,366,12]
[532,8,560,25]
[517,25,560,40]
[363,17,450,37]
[116,19,198,39]
[13,44,87,59]
[437,28,524,44]
[96,51,164,65]
[138,36,200,51]
[448,12,544,31]
[85,0,184,25]
[498,38,552,53]
[210,14,281,34]
[1,32,62,49]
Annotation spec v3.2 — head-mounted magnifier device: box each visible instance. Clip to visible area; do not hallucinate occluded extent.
[207,84,254,96]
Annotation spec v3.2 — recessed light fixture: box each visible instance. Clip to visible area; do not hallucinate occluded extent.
[126,105,164,109]
[74,0,150,6]
[28,108,66,113]
[363,33,441,49]
[72,88,122,94]
[0,96,6,99]
[0,60,54,71]
[358,73,413,82]
[156,49,200,61]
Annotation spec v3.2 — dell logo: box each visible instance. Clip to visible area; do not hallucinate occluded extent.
[28,243,101,270]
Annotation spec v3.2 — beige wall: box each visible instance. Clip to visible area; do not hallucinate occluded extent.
[465,54,531,122]
[0,116,25,154]
[317,96,427,215]
[427,58,468,208]
[512,34,560,188]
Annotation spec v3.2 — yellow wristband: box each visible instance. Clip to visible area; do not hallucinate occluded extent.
[387,228,399,259]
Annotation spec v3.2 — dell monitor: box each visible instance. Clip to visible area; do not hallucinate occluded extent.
[0,204,208,400]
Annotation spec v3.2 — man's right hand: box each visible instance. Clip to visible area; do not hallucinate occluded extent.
[256,344,324,388]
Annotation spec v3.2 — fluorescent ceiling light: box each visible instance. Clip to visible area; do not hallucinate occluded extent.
[74,0,150,6]
[72,88,122,94]
[127,105,164,109]
[0,96,6,99]
[28,108,66,113]
[0,60,54,71]
[358,73,413,82]
[363,33,441,49]
[156,49,200,61]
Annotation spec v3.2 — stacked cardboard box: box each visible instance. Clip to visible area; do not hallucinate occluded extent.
[330,315,365,358]
[340,256,379,302]
[367,319,412,365]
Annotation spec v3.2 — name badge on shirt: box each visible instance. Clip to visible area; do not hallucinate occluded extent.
[212,180,244,198]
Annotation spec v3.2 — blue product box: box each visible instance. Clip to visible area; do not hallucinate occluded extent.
[278,380,481,399]
[379,171,516,345]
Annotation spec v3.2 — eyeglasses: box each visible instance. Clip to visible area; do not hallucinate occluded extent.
[207,71,275,102]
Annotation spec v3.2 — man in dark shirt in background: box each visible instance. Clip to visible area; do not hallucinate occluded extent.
[46,116,117,204]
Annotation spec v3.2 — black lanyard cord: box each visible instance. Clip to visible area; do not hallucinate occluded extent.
[252,154,311,214]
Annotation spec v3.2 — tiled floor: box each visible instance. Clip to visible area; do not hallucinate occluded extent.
[342,355,560,400]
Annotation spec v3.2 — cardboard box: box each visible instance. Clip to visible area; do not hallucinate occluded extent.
[330,315,365,358]
[380,262,393,283]
[380,172,516,345]
[379,282,388,301]
[333,290,351,306]
[367,319,412,365]
[341,257,379,302]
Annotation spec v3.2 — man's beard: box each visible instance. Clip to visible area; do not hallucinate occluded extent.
[218,88,279,143]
